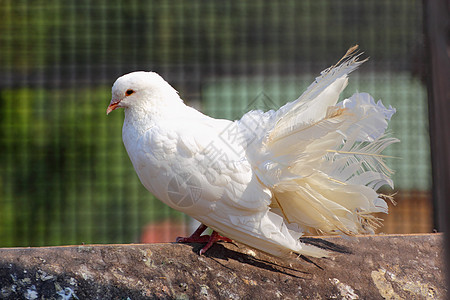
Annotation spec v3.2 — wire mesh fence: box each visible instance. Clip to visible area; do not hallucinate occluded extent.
[0,0,431,247]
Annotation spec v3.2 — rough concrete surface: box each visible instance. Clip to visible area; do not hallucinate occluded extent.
[0,234,445,299]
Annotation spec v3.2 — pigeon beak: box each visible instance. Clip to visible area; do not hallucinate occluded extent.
[106,100,121,115]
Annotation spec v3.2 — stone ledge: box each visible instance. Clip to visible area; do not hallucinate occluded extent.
[0,234,445,299]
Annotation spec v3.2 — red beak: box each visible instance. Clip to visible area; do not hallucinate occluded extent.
[106,100,120,115]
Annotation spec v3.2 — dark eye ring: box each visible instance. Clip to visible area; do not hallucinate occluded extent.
[125,89,135,96]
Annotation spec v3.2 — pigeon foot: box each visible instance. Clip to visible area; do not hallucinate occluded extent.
[176,223,232,255]
[198,231,233,255]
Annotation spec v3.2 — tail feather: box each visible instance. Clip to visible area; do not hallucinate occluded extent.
[253,46,398,237]
[271,45,367,140]
[267,107,351,157]
[272,173,382,235]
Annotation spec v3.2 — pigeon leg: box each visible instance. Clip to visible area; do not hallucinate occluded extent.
[199,231,233,255]
[176,224,233,254]
[176,223,210,243]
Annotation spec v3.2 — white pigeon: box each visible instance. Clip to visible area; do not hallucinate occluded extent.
[107,46,398,258]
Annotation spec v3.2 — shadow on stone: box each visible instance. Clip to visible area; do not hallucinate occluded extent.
[300,237,352,254]
[183,241,323,279]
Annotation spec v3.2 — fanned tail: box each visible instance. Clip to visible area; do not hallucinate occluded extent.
[253,46,398,237]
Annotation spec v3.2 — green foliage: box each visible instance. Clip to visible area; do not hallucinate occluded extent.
[0,1,421,72]
[0,87,180,247]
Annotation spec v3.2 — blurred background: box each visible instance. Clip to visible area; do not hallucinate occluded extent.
[0,0,434,247]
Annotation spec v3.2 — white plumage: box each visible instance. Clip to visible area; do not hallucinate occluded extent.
[107,47,397,258]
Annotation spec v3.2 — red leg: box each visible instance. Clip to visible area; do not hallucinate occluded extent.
[199,231,233,255]
[176,224,209,243]
[176,224,233,255]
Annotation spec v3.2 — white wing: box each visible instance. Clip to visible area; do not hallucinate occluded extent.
[127,110,329,257]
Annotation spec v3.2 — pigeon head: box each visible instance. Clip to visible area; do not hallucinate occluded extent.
[107,71,181,115]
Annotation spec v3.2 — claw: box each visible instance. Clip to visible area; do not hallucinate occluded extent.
[198,231,233,255]
[175,223,232,255]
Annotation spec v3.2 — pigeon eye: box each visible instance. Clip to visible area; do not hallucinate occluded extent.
[125,89,135,96]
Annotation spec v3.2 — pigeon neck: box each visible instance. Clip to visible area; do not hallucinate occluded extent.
[123,97,186,134]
